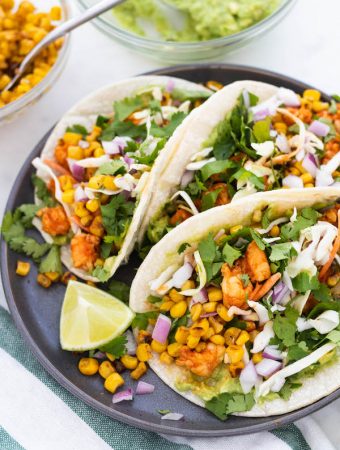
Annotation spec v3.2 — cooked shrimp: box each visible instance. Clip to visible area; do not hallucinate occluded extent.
[203,183,229,207]
[70,234,100,271]
[54,143,69,168]
[245,241,271,282]
[40,206,70,236]
[169,209,192,226]
[176,343,224,378]
[221,263,253,309]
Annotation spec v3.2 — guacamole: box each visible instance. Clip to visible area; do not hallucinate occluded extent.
[113,0,281,42]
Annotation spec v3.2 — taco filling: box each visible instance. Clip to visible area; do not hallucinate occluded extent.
[135,202,340,419]
[145,89,340,248]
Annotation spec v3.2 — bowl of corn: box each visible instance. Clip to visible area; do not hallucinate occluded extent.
[0,0,71,123]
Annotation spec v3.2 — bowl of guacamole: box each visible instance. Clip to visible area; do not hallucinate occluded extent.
[76,0,296,62]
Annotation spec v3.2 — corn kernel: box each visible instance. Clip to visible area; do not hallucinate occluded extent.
[169,289,185,303]
[226,345,244,364]
[167,342,182,357]
[159,351,173,365]
[217,304,232,322]
[269,225,280,237]
[229,361,245,377]
[78,357,99,376]
[187,335,200,349]
[230,225,242,234]
[304,183,315,188]
[208,287,223,302]
[181,280,195,290]
[224,327,241,345]
[289,167,300,176]
[300,173,314,184]
[50,6,62,20]
[294,161,307,174]
[61,271,77,284]
[312,101,329,112]
[210,334,225,346]
[252,209,262,223]
[190,318,209,337]
[252,352,263,364]
[327,275,339,287]
[202,302,217,314]
[98,361,115,379]
[105,352,115,361]
[74,201,89,217]
[274,122,287,134]
[160,300,175,312]
[94,147,105,158]
[45,272,60,282]
[130,362,147,380]
[303,89,321,101]
[151,339,168,353]
[64,132,81,145]
[121,355,138,370]
[37,273,51,288]
[16,261,30,276]
[236,330,250,346]
[203,327,215,340]
[86,199,100,213]
[190,303,202,322]
[67,146,84,160]
[61,190,74,204]
[209,316,224,334]
[174,327,189,344]
[80,215,92,227]
[58,175,74,192]
[136,343,152,362]
[88,175,105,190]
[104,372,124,393]
[170,300,187,318]
[196,342,207,352]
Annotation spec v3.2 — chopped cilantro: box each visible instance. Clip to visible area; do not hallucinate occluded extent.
[31,174,56,207]
[177,242,190,254]
[273,306,298,347]
[312,283,332,302]
[280,208,319,241]
[14,204,40,228]
[287,341,309,362]
[326,330,340,344]
[292,272,320,293]
[66,124,88,137]
[231,168,265,190]
[206,392,255,420]
[269,243,294,262]
[114,96,144,122]
[198,233,218,282]
[201,188,222,211]
[9,236,50,262]
[131,311,158,330]
[249,228,266,250]
[150,112,186,138]
[240,274,250,287]
[148,295,162,304]
[99,335,127,358]
[39,245,62,274]
[96,115,109,127]
[101,194,135,242]
[96,160,126,176]
[158,409,171,415]
[200,160,234,182]
[222,242,241,266]
[101,120,147,141]
[106,280,130,304]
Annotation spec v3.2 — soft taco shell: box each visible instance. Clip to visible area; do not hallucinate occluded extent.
[35,76,211,281]
[130,187,340,416]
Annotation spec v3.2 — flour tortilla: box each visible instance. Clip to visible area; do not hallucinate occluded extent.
[130,187,340,416]
[34,76,211,281]
[137,80,281,243]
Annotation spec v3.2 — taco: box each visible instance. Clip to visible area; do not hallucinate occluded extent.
[139,81,340,253]
[130,188,340,419]
[31,76,211,282]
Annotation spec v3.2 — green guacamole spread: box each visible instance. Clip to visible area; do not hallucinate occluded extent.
[113,0,281,42]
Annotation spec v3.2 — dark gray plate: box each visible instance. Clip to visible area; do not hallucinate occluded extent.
[1,64,339,437]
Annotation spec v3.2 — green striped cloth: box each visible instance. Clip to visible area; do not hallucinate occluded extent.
[0,306,335,450]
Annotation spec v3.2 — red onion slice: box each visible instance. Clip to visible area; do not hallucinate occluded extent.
[125,330,137,356]
[255,358,282,377]
[191,288,208,305]
[180,170,194,188]
[263,345,283,361]
[161,413,184,421]
[272,280,290,304]
[136,381,155,395]
[242,90,250,109]
[309,120,330,137]
[282,174,304,189]
[240,361,260,394]
[315,169,334,187]
[275,134,290,153]
[302,153,318,177]
[200,312,218,318]
[166,79,175,93]
[152,314,172,344]
[74,185,88,202]
[93,351,106,359]
[112,388,133,404]
[68,159,85,182]
[253,108,270,122]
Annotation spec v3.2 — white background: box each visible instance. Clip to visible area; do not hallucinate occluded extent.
[1,0,340,446]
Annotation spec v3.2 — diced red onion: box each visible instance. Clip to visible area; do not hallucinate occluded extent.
[255,359,282,377]
[103,137,129,155]
[191,288,208,305]
[302,153,318,177]
[282,174,303,189]
[315,169,333,187]
[136,381,155,395]
[161,413,184,421]
[112,388,133,404]
[263,345,283,361]
[79,140,89,149]
[200,312,218,318]
[239,361,259,394]
[309,120,330,137]
[152,314,172,344]
[272,280,290,304]
[172,263,193,289]
[242,90,250,109]
[180,171,194,188]
[125,330,137,356]
[93,351,106,359]
[253,108,270,122]
[166,79,175,93]
[276,134,290,153]
[277,88,300,107]
[68,159,85,182]
[323,151,340,174]
[74,185,88,202]
[123,155,134,167]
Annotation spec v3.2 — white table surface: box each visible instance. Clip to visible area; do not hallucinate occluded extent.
[1,0,340,447]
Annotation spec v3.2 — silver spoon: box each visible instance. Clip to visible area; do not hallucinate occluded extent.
[3,0,126,92]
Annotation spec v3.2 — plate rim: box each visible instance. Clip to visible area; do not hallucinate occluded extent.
[1,63,339,437]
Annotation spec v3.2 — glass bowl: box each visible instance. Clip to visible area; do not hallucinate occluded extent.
[0,0,71,124]
[76,0,296,63]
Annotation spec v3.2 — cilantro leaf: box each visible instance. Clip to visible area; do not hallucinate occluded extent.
[96,160,126,176]
[287,341,309,362]
[150,112,186,138]
[96,115,109,127]
[148,295,162,304]
[269,243,293,262]
[178,242,190,254]
[312,283,332,302]
[131,311,158,330]
[231,168,265,190]
[1,212,25,242]
[198,233,217,282]
[206,392,255,420]
[292,272,320,293]
[222,242,241,266]
[39,245,62,274]
[106,280,130,304]
[200,160,234,182]
[326,330,340,344]
[10,236,50,262]
[280,208,319,241]
[32,174,56,207]
[101,194,135,243]
[99,335,127,358]
[101,120,147,141]
[201,188,222,211]
[14,204,40,228]
[66,124,88,137]
[213,139,236,161]
[307,301,340,319]
[249,228,266,250]
[273,305,298,347]
[92,266,111,282]
[114,96,144,122]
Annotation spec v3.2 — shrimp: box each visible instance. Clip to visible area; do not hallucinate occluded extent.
[40,206,70,236]
[221,263,253,309]
[169,209,192,226]
[245,240,271,282]
[176,343,224,378]
[54,142,69,168]
[203,183,229,207]
[70,234,100,271]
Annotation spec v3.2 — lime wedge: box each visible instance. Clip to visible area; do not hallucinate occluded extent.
[60,280,135,351]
